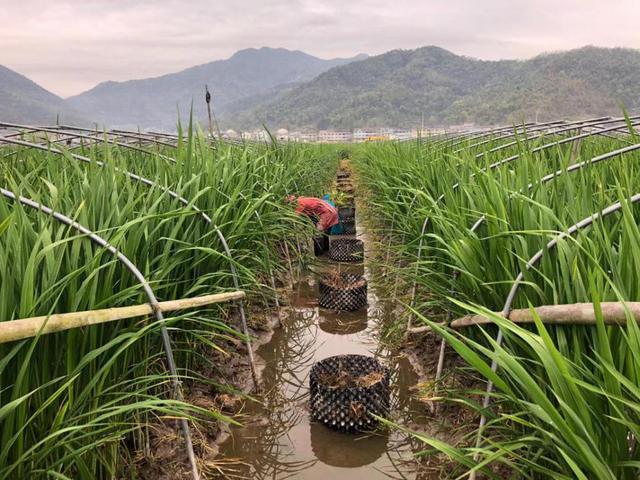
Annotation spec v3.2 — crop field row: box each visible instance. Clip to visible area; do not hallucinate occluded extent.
[355,115,640,479]
[0,123,337,479]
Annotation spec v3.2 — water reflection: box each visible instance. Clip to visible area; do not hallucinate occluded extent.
[215,266,428,480]
[310,423,388,467]
[319,309,369,335]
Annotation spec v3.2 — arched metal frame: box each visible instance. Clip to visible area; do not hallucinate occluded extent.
[428,143,640,392]
[0,187,201,480]
[423,116,631,157]
[0,120,296,477]
[433,119,561,150]
[482,118,640,174]
[433,117,638,211]
[451,120,567,154]
[430,121,541,149]
[57,124,250,149]
[60,125,179,148]
[466,115,638,161]
[450,116,611,155]
[387,119,640,475]
[0,134,260,387]
[406,118,640,329]
[467,193,640,480]
[0,122,178,164]
[110,127,248,148]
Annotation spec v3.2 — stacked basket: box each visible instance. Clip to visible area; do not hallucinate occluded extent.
[319,273,367,311]
[329,238,364,263]
[336,205,356,235]
[310,169,389,435]
[310,354,390,432]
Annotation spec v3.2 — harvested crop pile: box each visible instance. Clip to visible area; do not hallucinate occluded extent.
[323,271,366,289]
[319,368,385,389]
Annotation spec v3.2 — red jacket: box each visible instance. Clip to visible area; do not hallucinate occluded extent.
[295,196,339,231]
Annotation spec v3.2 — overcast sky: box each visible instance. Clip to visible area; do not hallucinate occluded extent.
[2,0,639,97]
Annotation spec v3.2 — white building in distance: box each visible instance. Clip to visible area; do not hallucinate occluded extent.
[353,128,383,142]
[318,130,353,143]
[390,129,412,140]
[298,131,318,142]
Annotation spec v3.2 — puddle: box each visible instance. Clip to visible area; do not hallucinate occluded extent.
[216,199,429,479]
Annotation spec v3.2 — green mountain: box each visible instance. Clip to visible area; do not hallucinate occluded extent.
[66,47,367,130]
[0,65,85,125]
[241,46,640,129]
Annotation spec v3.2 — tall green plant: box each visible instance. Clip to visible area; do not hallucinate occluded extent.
[0,133,337,478]
[354,127,640,478]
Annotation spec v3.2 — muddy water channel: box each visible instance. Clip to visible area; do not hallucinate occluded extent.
[217,212,430,479]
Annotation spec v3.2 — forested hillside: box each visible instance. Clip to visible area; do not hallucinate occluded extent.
[67,47,367,129]
[240,46,640,129]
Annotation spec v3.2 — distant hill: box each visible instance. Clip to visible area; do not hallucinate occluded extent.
[0,65,85,125]
[241,46,640,129]
[67,47,368,130]
[6,45,638,131]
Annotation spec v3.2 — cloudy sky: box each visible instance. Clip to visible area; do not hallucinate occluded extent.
[2,0,639,97]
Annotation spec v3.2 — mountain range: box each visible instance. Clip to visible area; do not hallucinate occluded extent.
[0,65,85,125]
[2,45,640,130]
[242,46,640,129]
[66,48,367,130]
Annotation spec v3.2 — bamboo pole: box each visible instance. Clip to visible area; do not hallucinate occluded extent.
[0,291,245,344]
[407,302,640,334]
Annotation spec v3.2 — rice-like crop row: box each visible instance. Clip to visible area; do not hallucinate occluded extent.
[355,116,640,479]
[0,124,338,479]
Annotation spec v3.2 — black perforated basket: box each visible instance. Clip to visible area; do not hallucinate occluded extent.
[342,220,356,235]
[338,206,356,221]
[329,238,363,263]
[332,220,356,236]
[314,234,329,256]
[319,273,367,311]
[310,354,390,432]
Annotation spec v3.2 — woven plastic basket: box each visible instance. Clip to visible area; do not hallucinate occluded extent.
[319,273,367,311]
[310,354,390,432]
[332,220,356,236]
[338,205,356,221]
[313,234,330,256]
[329,238,364,263]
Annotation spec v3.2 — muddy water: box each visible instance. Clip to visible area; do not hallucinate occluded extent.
[217,218,429,479]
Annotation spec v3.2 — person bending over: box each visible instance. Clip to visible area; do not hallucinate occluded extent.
[289,195,339,234]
